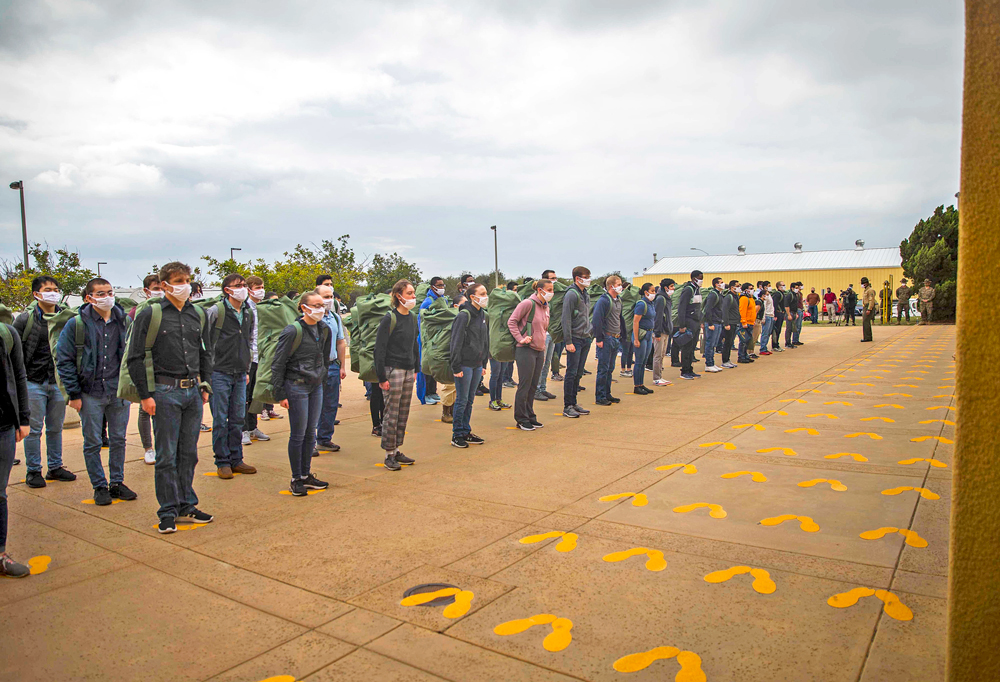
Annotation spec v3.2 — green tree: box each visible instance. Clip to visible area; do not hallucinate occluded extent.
[28,243,96,298]
[900,205,958,321]
[366,252,422,294]
[0,261,33,310]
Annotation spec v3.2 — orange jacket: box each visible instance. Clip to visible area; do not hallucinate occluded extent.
[739,294,757,326]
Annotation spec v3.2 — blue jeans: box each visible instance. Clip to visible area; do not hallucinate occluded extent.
[595,336,621,402]
[80,391,129,489]
[633,333,653,385]
[702,324,723,367]
[317,364,341,443]
[489,360,508,402]
[538,333,555,392]
[808,305,819,324]
[152,385,203,521]
[211,371,246,468]
[793,312,804,342]
[563,336,593,408]
[759,317,774,352]
[285,380,322,479]
[24,380,65,473]
[737,325,752,360]
[0,426,14,552]
[453,366,482,437]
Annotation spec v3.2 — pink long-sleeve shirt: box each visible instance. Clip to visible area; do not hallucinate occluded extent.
[507,294,550,352]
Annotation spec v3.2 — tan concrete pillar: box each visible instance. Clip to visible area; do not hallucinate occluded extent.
[947,2,1000,679]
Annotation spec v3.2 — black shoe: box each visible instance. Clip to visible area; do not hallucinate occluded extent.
[312,447,320,458]
[582,369,593,375]
[289,479,308,496]
[738,358,751,364]
[794,342,804,346]
[179,508,214,524]
[749,354,759,359]
[529,420,543,429]
[451,436,469,448]
[681,373,697,380]
[465,433,485,445]
[158,517,177,534]
[517,421,535,431]
[94,486,113,506]
[45,467,77,482]
[109,482,137,501]
[372,426,382,437]
[333,419,341,426]
[542,390,556,399]
[394,452,415,465]
[503,380,517,389]
[12,459,19,466]
[572,404,590,415]
[303,474,329,489]
[562,407,580,418]
[25,471,46,488]
[475,385,488,396]
[383,455,402,471]
[596,399,612,406]
[316,440,341,452]
[578,385,587,392]
[608,395,621,403]
[534,391,550,401]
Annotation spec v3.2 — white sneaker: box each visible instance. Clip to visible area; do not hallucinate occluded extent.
[259,412,270,421]
[241,432,252,446]
[706,365,723,373]
[654,379,671,386]
[143,449,156,465]
[722,362,737,369]
[250,428,270,442]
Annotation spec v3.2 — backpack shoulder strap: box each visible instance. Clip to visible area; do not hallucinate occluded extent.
[74,313,85,370]
[210,302,226,346]
[0,324,12,357]
[146,303,163,349]
[387,310,398,335]
[290,321,304,354]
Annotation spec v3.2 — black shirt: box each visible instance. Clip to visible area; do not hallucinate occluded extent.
[1,323,30,430]
[270,318,331,401]
[374,309,419,382]
[126,299,214,400]
[13,306,58,384]
[87,306,123,398]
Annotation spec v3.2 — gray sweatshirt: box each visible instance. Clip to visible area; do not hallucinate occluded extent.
[561,285,592,341]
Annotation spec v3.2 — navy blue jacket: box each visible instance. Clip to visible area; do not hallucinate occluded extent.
[56,303,128,401]
[591,293,620,343]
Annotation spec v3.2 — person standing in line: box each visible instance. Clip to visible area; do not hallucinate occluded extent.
[507,279,552,431]
[860,277,878,342]
[701,277,725,373]
[806,287,820,324]
[448,286,488,446]
[917,279,936,324]
[561,266,593,418]
[12,276,76,488]
[417,277,446,405]
[56,278,137,506]
[676,270,703,380]
[0,316,32,577]
[791,282,805,345]
[315,285,347,454]
[770,281,788,352]
[737,283,756,363]
[650,278,675,387]
[749,281,763,359]
[592,275,623,406]
[719,280,741,369]
[242,276,270,445]
[132,274,163,464]
[894,279,912,324]
[630,282,657,393]
[845,285,858,326]
[127,262,215,534]
[534,270,559,403]
[270,292,331,495]
[783,282,800,349]
[374,280,420,471]
[823,287,837,323]
[758,281,775,355]
[439,292,467,424]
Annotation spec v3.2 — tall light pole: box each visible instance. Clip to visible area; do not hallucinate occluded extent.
[230,247,241,263]
[690,247,709,256]
[9,181,28,270]
[490,225,498,289]
[97,262,107,278]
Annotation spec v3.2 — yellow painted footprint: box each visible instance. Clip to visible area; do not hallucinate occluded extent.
[859,527,928,548]
[721,471,767,482]
[919,419,955,425]
[884,393,911,397]
[759,410,789,416]
[655,463,698,474]
[704,565,776,594]
[698,441,736,450]
[28,555,52,575]
[807,414,839,419]
[599,493,648,507]
[399,587,475,618]
[824,452,868,461]
[798,478,848,492]
[494,614,573,652]
[613,647,706,680]
[732,424,766,431]
[673,503,727,519]
[898,458,947,468]
[279,489,325,496]
[838,391,865,395]
[862,417,895,423]
[519,531,579,553]
[760,514,820,532]
[257,676,296,682]
[82,499,122,505]
[603,547,668,572]
[846,432,882,440]
[881,486,940,500]
[779,399,808,403]
[827,587,913,621]
[911,436,953,444]
[785,428,819,435]
[874,404,903,409]
[757,447,797,456]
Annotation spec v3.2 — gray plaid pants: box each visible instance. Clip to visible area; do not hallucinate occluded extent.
[381,367,415,453]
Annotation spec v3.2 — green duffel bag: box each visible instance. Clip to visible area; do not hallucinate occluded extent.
[541,281,570,344]
[249,296,301,410]
[419,296,460,385]
[487,287,523,363]
[619,285,641,341]
[350,293,395,382]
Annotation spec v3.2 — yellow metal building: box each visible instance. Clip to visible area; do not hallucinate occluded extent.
[631,243,904,297]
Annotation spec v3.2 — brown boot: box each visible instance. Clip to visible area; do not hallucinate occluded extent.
[232,462,257,475]
[217,466,233,479]
[441,404,453,424]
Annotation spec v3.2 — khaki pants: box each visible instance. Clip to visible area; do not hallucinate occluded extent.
[441,382,456,407]
[751,321,761,352]
[652,335,669,381]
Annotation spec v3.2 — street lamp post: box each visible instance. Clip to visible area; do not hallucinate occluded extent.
[490,225,498,289]
[690,247,709,256]
[97,262,107,278]
[231,247,242,263]
[9,181,28,270]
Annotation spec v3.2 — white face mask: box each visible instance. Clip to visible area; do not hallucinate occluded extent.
[539,290,553,302]
[474,295,489,308]
[668,288,675,295]
[147,289,165,299]
[322,298,334,312]
[612,285,623,295]
[249,288,265,302]
[646,293,655,301]
[89,295,115,311]
[578,278,591,287]
[228,287,248,302]
[401,297,416,310]
[165,283,191,302]
[303,305,325,322]
[695,279,703,288]
[433,287,445,296]
[36,291,61,304]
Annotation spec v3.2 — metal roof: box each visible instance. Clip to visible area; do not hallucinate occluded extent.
[644,247,901,275]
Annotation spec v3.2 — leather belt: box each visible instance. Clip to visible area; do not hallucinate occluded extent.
[155,375,200,389]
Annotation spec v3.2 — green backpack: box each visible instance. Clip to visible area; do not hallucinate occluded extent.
[0,322,13,359]
[620,286,641,341]
[0,304,14,327]
[249,296,301,410]
[487,288,525,363]
[43,307,85,400]
[348,293,395,382]
[542,281,571,344]
[415,282,431,304]
[419,297,460,385]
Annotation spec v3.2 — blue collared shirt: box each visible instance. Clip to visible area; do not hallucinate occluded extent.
[322,310,345,366]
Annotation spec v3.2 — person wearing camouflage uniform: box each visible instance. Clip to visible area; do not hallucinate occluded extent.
[895,279,911,324]
[918,279,936,324]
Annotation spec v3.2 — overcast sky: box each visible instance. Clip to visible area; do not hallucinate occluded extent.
[0,0,963,286]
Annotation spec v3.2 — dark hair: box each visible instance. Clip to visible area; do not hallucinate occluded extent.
[660,278,675,289]
[143,274,159,289]
[315,274,332,287]
[541,269,555,280]
[285,290,299,299]
[158,261,191,283]
[190,281,203,295]
[222,273,245,290]
[391,279,414,306]
[640,282,654,294]
[31,275,60,293]
[728,279,740,288]
[430,276,443,287]
[84,277,111,297]
[762,280,771,287]
[571,266,591,280]
[691,270,703,280]
[506,280,517,291]
[452,293,467,307]
[756,281,763,287]
[467,283,487,298]
[247,275,264,289]
[712,277,723,286]
[265,290,278,299]
[461,274,475,283]
[741,282,753,291]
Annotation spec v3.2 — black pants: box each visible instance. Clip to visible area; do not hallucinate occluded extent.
[847,309,856,325]
[244,362,258,432]
[369,382,385,428]
[772,318,784,348]
[425,375,437,396]
[514,346,544,424]
[862,310,874,341]
[671,336,682,366]
[680,336,696,374]
[721,326,737,364]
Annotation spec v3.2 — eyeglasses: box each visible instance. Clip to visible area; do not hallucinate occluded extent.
[89,291,114,299]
